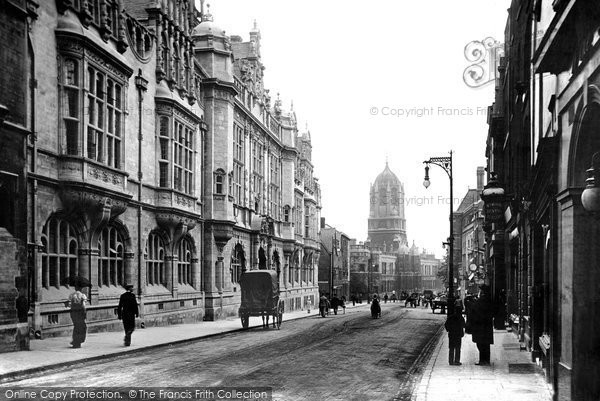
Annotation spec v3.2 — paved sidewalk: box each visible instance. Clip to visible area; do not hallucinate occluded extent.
[413,328,554,401]
[2,302,554,401]
[0,303,367,380]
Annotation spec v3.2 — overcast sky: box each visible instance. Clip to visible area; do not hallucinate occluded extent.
[204,0,509,258]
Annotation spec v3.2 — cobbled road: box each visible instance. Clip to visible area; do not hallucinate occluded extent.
[2,304,444,401]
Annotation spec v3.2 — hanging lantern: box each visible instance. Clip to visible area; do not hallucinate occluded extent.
[481,172,505,225]
[581,152,600,213]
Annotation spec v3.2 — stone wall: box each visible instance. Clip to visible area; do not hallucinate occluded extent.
[0,228,29,352]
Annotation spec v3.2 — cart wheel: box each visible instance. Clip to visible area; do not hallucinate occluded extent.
[241,314,249,329]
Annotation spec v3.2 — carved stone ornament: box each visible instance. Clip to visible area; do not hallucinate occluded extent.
[211,221,235,253]
[260,216,274,236]
[240,59,254,83]
[60,188,128,219]
[88,165,123,185]
[156,213,197,245]
[59,187,130,244]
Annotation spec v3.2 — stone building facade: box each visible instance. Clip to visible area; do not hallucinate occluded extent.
[483,0,600,398]
[1,0,321,346]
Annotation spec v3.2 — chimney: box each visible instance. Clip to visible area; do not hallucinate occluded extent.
[477,166,485,192]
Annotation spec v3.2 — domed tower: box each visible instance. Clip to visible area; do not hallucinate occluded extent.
[368,162,408,252]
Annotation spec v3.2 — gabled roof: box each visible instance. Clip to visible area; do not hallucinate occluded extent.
[455,189,480,214]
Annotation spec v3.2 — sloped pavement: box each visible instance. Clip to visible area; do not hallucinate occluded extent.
[412,328,553,401]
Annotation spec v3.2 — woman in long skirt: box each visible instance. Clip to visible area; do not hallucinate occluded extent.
[66,286,88,348]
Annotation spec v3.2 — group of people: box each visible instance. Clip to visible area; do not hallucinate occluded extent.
[444,285,495,366]
[65,284,139,348]
[318,294,346,317]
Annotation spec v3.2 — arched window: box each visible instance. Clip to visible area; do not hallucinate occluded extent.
[146,233,166,286]
[98,225,124,287]
[177,237,192,285]
[379,188,387,204]
[214,169,225,194]
[40,216,78,289]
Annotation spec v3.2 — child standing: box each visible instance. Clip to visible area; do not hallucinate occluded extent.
[444,303,466,365]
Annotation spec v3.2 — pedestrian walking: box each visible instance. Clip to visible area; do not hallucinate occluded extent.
[331,294,340,315]
[319,294,329,318]
[384,293,389,303]
[306,298,312,313]
[470,285,494,365]
[65,286,87,348]
[445,300,466,365]
[117,284,139,346]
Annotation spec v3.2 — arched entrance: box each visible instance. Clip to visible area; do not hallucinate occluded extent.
[565,92,600,400]
[258,247,267,270]
[231,243,246,284]
[272,250,280,275]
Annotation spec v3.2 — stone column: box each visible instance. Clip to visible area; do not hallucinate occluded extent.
[124,251,134,287]
[81,248,99,304]
[192,257,200,290]
[165,255,174,294]
[283,254,289,289]
[252,239,260,270]
[216,255,224,292]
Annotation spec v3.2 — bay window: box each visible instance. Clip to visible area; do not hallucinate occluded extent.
[157,115,196,195]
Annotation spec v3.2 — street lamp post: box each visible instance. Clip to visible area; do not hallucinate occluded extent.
[423,152,454,315]
[367,255,371,304]
[330,232,337,298]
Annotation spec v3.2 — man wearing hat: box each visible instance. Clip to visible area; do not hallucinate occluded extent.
[470,284,494,365]
[118,284,139,346]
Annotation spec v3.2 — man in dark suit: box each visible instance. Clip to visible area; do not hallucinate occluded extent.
[118,284,139,346]
[470,285,495,365]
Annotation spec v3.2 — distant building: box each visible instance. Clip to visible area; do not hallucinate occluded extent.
[368,162,408,252]
[348,163,441,300]
[319,224,350,299]
[452,168,485,297]
[419,250,443,292]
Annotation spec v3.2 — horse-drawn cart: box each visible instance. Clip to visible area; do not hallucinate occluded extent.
[239,270,284,329]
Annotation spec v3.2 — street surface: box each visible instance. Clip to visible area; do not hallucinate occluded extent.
[2,304,444,401]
